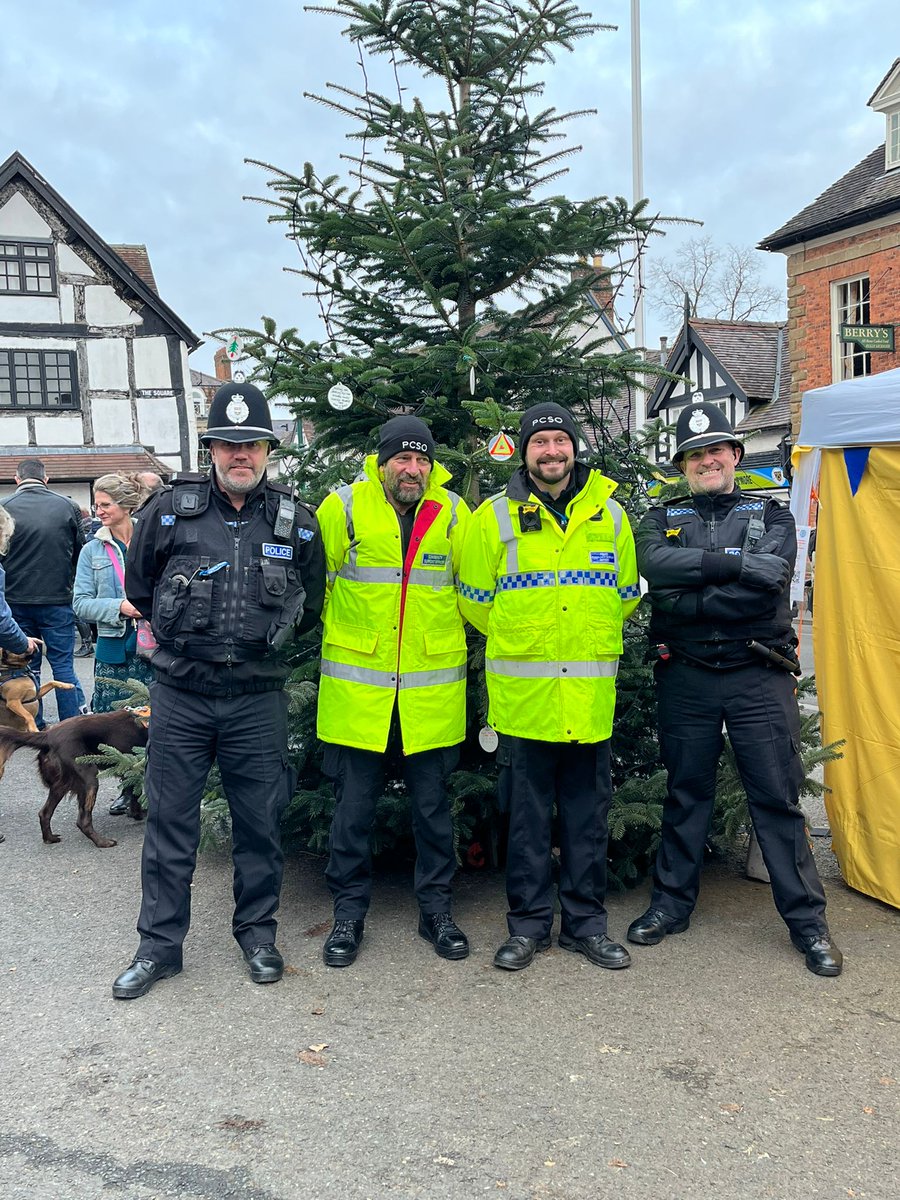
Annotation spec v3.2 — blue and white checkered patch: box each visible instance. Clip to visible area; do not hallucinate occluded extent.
[496,571,556,591]
[734,502,764,512]
[459,581,495,603]
[296,528,315,541]
[160,514,175,526]
[559,569,617,587]
[666,507,695,517]
[619,583,641,600]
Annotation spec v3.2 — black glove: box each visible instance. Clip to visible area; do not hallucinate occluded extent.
[739,552,790,593]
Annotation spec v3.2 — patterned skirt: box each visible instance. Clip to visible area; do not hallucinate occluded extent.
[92,655,154,713]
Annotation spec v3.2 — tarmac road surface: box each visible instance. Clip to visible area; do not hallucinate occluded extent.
[0,658,898,1200]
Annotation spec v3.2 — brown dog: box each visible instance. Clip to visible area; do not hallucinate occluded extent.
[0,647,75,732]
[0,708,149,848]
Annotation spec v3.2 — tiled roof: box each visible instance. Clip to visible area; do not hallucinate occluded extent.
[758,145,900,251]
[0,446,171,485]
[191,368,221,388]
[688,318,790,431]
[109,245,157,293]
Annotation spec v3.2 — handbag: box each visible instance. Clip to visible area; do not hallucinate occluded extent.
[103,542,158,658]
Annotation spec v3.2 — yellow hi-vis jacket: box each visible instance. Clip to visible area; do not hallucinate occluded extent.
[457,465,639,743]
[316,456,471,755]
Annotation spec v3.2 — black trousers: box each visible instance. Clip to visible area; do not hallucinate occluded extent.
[324,739,459,920]
[504,737,612,940]
[136,681,290,966]
[651,659,828,938]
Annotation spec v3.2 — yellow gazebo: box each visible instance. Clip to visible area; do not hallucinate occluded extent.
[791,368,900,910]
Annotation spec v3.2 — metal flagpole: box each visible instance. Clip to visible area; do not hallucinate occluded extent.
[631,0,647,430]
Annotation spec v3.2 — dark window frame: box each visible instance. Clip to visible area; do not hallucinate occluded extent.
[0,348,79,409]
[0,238,57,297]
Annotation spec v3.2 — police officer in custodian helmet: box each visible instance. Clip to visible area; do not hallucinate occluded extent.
[627,401,842,977]
[112,382,325,999]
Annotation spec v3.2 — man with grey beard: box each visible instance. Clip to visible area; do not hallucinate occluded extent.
[111,382,325,999]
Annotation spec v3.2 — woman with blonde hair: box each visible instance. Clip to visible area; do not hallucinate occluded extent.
[73,473,153,816]
[0,504,39,841]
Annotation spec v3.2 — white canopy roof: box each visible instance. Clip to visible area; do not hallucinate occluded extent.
[798,367,900,448]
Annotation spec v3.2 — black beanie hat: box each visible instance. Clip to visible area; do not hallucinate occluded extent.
[519,403,580,457]
[376,415,435,465]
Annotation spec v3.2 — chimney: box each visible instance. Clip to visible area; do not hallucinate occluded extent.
[214,347,232,383]
[659,336,668,357]
[589,255,616,324]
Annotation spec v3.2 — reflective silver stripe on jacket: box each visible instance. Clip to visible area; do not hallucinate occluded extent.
[335,564,453,587]
[490,495,518,573]
[321,659,465,689]
[485,658,619,679]
[606,497,623,574]
[337,564,403,584]
[336,484,357,572]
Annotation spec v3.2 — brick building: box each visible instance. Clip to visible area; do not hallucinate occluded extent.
[759,61,900,433]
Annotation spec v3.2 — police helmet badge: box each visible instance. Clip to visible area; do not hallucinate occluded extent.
[226,394,250,424]
[688,408,710,433]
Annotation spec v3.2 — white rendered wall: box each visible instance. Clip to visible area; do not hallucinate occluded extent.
[0,295,60,322]
[91,395,135,444]
[85,285,139,327]
[133,337,172,389]
[86,339,128,390]
[0,192,51,237]
[136,395,180,455]
[0,415,30,443]
[33,415,84,444]
[57,245,95,276]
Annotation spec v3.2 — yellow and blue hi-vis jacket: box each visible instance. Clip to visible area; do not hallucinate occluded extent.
[458,464,639,743]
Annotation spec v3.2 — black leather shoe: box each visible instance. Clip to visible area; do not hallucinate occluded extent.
[74,643,94,657]
[790,931,843,977]
[627,907,690,945]
[242,943,284,983]
[108,792,130,816]
[112,958,181,1000]
[323,919,364,967]
[418,912,469,960]
[558,933,632,969]
[493,934,551,971]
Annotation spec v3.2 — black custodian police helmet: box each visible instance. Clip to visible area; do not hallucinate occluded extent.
[672,401,744,466]
[200,382,279,446]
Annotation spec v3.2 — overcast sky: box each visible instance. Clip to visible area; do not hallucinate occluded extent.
[2,0,896,377]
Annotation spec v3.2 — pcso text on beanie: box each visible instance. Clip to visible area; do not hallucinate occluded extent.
[376,415,436,465]
[201,382,279,446]
[519,403,580,456]
[672,401,744,464]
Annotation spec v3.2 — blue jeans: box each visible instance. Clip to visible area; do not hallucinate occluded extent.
[10,603,86,723]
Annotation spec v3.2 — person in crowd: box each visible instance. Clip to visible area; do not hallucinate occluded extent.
[135,471,165,493]
[317,415,471,968]
[458,403,640,972]
[0,503,40,843]
[111,382,325,999]
[2,458,86,723]
[73,507,96,659]
[73,473,153,816]
[628,401,842,977]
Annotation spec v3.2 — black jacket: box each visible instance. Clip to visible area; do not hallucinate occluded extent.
[636,487,796,666]
[126,472,326,696]
[2,482,85,605]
